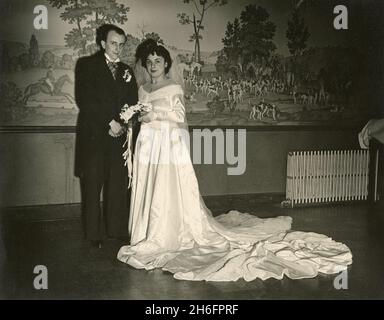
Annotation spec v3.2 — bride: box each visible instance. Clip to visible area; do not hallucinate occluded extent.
[117,39,352,282]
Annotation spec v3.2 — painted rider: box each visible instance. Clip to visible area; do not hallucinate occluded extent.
[42,66,56,95]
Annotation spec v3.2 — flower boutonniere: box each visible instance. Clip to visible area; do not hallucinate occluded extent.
[123,69,132,83]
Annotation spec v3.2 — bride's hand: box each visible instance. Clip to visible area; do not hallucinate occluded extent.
[139,111,156,123]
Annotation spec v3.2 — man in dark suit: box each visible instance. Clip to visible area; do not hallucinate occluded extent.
[74,24,139,248]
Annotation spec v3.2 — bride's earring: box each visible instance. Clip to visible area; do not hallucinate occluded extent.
[165,63,170,79]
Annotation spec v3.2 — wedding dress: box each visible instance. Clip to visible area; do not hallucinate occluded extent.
[117,84,352,281]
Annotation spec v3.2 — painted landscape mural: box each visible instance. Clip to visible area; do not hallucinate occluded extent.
[0,0,382,126]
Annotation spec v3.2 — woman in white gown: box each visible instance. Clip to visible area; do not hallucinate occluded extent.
[117,40,352,282]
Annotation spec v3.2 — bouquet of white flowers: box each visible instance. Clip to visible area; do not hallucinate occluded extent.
[120,101,152,189]
[120,101,152,123]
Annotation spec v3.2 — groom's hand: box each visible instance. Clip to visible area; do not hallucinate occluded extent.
[109,129,125,138]
[109,119,125,137]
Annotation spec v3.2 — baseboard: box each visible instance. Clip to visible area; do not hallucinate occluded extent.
[0,193,285,222]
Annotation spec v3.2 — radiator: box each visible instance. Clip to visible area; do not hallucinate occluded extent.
[285,150,370,206]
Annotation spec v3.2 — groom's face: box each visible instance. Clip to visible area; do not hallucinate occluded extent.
[101,30,126,61]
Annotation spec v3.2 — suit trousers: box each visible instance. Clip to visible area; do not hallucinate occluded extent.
[80,135,130,241]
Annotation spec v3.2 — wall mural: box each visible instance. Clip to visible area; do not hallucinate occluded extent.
[0,0,381,126]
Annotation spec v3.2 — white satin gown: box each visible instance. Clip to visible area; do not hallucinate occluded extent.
[117,84,352,281]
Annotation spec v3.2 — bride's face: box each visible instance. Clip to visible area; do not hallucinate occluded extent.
[146,53,168,79]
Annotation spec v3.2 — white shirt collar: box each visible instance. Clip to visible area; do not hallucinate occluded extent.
[104,53,120,63]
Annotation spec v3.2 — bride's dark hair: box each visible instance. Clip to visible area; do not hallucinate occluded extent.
[135,39,172,74]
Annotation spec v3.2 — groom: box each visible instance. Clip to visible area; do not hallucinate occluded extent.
[74,24,139,247]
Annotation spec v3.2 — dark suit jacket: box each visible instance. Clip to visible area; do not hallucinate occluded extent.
[74,50,139,177]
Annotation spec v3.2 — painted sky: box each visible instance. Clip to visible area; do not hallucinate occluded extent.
[0,0,381,56]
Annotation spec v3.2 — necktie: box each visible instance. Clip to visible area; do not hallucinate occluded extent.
[107,61,118,80]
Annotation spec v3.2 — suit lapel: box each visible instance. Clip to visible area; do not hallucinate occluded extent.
[116,62,129,86]
[115,62,128,95]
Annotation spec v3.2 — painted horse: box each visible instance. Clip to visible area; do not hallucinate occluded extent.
[23,74,74,104]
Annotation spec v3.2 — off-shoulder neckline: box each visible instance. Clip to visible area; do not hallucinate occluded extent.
[140,83,181,95]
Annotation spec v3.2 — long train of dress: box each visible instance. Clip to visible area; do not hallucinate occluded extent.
[117,84,352,281]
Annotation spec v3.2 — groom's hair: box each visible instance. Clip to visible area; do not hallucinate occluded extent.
[96,24,127,49]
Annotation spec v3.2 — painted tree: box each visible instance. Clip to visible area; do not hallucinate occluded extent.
[29,34,40,66]
[217,5,276,76]
[48,0,90,55]
[286,9,310,57]
[47,0,130,56]
[221,18,242,69]
[136,21,148,40]
[84,0,130,29]
[292,0,315,10]
[215,50,229,74]
[239,5,276,64]
[177,0,228,63]
[144,32,164,45]
[83,0,130,54]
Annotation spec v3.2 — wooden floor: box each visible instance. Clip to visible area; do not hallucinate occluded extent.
[1,202,384,300]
